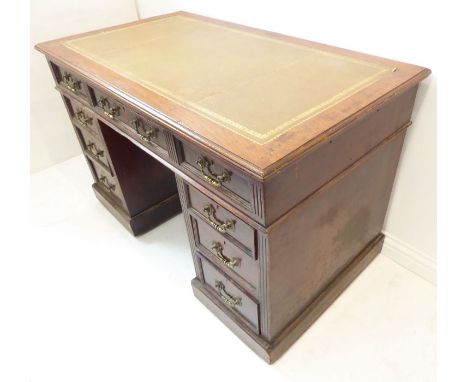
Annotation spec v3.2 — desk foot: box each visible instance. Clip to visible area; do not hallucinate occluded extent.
[93,184,181,236]
[192,233,384,364]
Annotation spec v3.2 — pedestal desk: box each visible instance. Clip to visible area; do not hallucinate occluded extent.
[36,12,430,363]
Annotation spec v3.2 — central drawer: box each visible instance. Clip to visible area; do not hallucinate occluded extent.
[90,87,169,156]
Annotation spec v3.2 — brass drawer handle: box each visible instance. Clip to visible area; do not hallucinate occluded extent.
[212,242,241,269]
[203,204,235,233]
[215,280,241,308]
[98,176,115,193]
[97,97,120,119]
[196,157,231,188]
[130,118,157,142]
[76,110,93,128]
[86,142,104,160]
[63,72,81,92]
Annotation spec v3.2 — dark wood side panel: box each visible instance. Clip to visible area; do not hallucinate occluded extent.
[264,127,407,340]
[263,85,418,226]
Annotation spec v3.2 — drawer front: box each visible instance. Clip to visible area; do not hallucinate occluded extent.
[77,127,113,175]
[124,110,169,153]
[93,87,129,123]
[199,254,259,333]
[92,87,168,155]
[91,162,125,209]
[187,184,256,257]
[178,140,253,209]
[191,215,259,290]
[68,97,100,137]
[53,63,90,102]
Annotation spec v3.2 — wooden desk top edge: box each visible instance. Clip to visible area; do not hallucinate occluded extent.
[36,11,431,180]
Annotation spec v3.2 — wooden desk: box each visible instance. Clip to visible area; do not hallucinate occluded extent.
[36,12,430,363]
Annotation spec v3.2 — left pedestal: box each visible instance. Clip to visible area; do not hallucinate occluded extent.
[59,90,181,236]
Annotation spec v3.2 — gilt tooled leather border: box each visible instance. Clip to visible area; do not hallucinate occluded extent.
[64,15,392,145]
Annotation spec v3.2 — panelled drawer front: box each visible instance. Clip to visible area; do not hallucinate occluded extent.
[124,110,168,153]
[53,63,90,102]
[199,254,259,333]
[68,97,100,137]
[92,163,125,209]
[192,215,259,289]
[187,184,256,257]
[178,140,253,209]
[92,87,168,155]
[93,87,129,123]
[77,127,113,175]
